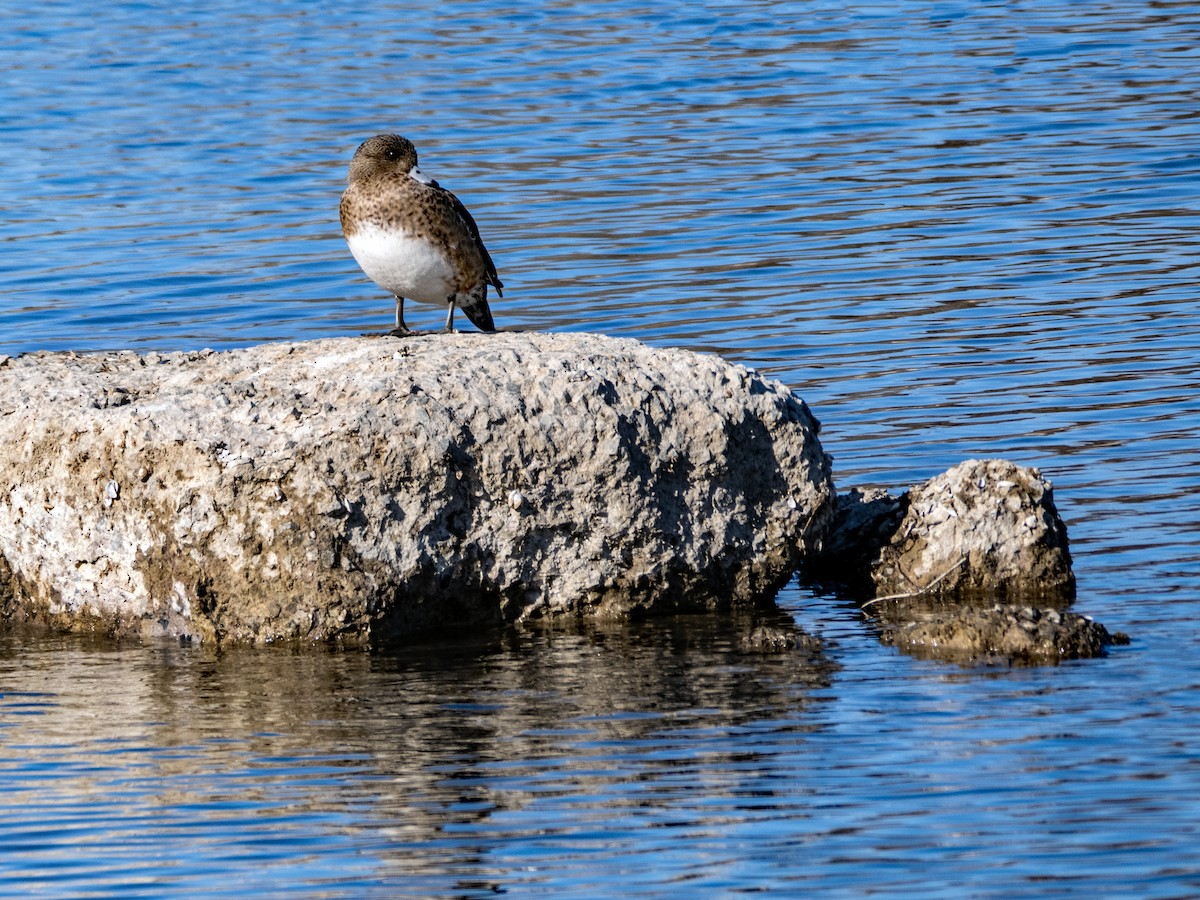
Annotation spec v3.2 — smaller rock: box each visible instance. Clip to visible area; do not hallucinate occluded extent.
[805,458,1128,666]
[808,459,1075,603]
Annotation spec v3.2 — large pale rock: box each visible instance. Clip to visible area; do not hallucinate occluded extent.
[0,333,834,644]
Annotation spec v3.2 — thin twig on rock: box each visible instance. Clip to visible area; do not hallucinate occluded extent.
[860,555,968,610]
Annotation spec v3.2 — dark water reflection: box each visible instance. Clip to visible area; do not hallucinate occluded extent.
[5,619,1195,896]
[1,621,834,897]
[3,0,1200,895]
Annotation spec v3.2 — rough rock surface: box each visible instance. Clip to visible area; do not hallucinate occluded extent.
[880,604,1129,665]
[0,333,834,644]
[810,459,1076,604]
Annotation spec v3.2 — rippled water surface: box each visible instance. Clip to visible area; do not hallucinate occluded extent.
[3,0,1200,895]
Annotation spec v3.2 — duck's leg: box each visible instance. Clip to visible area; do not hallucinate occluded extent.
[387,295,411,336]
[443,297,457,334]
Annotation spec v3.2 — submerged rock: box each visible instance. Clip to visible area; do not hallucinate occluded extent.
[0,333,834,644]
[880,604,1130,666]
[739,621,824,655]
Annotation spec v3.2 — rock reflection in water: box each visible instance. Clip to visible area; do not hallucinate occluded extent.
[0,617,833,894]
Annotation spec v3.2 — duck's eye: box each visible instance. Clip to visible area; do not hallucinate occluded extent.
[384,148,398,161]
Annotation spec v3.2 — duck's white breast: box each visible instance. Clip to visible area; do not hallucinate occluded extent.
[346,225,456,306]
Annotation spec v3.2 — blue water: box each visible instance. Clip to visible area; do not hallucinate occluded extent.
[2,0,1200,895]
